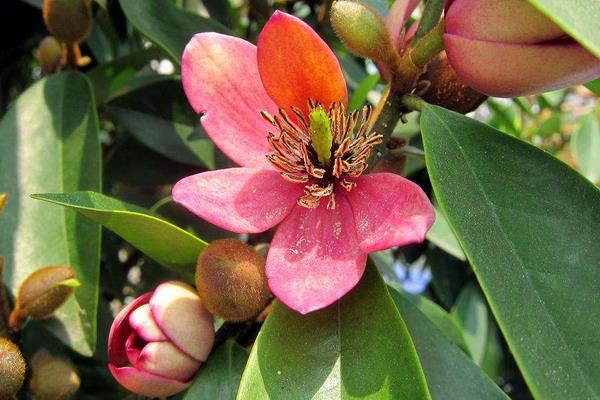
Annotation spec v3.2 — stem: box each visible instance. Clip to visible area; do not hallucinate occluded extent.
[410,20,445,68]
[400,94,425,112]
[64,42,81,69]
[368,86,406,167]
[149,196,173,213]
[413,0,445,42]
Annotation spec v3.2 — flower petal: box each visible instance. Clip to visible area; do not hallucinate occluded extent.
[386,0,420,51]
[266,196,367,314]
[444,34,600,97]
[150,281,214,361]
[129,304,167,342]
[108,365,190,398]
[345,173,435,253]
[182,33,276,167]
[108,292,152,366]
[172,168,303,234]
[125,333,143,367]
[137,342,201,382]
[257,11,347,115]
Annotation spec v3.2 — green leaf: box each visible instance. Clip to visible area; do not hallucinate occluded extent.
[0,72,101,356]
[451,283,489,365]
[571,112,600,183]
[106,78,215,168]
[349,73,380,111]
[388,287,509,400]
[119,0,229,64]
[183,341,249,400]
[527,0,600,58]
[586,77,600,96]
[420,104,600,399]
[32,191,206,280]
[237,266,431,400]
[426,207,466,261]
[86,48,162,104]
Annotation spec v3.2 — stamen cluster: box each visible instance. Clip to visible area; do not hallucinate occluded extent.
[261,100,382,209]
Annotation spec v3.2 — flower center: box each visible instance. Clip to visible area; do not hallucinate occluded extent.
[261,100,382,210]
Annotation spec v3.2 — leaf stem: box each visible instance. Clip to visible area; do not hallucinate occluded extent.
[413,0,445,42]
[410,20,445,68]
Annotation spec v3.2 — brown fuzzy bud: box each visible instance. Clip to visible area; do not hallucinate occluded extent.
[35,36,64,75]
[30,349,80,400]
[196,239,270,322]
[0,338,26,399]
[9,266,77,330]
[419,51,488,114]
[43,0,93,44]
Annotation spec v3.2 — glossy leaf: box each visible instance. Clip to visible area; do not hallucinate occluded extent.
[571,111,600,183]
[32,191,206,280]
[183,341,249,400]
[388,287,509,400]
[451,283,489,365]
[0,72,101,356]
[527,0,600,58]
[119,0,228,64]
[426,207,466,260]
[106,78,215,168]
[421,104,600,400]
[237,266,431,400]
[586,77,600,96]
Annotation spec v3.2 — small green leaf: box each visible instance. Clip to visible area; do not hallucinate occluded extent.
[32,191,206,280]
[237,266,431,400]
[57,278,82,288]
[451,283,489,365]
[309,107,333,166]
[119,0,229,64]
[183,341,249,400]
[571,111,600,183]
[585,77,600,96]
[349,73,380,111]
[426,206,466,261]
[421,104,600,399]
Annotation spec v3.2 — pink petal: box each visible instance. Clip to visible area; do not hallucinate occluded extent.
[266,196,367,314]
[345,173,435,253]
[137,342,201,382]
[444,34,600,97]
[257,11,348,116]
[182,33,276,168]
[150,281,214,361]
[108,292,152,366]
[129,304,167,342]
[108,365,190,398]
[172,168,303,234]
[386,0,420,51]
[125,333,143,367]
[446,0,565,44]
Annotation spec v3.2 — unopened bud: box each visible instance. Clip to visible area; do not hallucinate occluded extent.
[30,349,80,400]
[419,51,487,114]
[0,338,26,399]
[9,266,77,330]
[196,239,270,322]
[43,0,93,44]
[331,0,396,64]
[34,36,64,75]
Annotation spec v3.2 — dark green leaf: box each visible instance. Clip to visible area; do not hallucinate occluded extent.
[106,78,215,168]
[237,266,431,400]
[426,207,465,261]
[571,111,600,183]
[420,104,600,399]
[527,0,600,58]
[388,287,509,400]
[183,341,249,400]
[586,77,600,96]
[119,0,229,64]
[0,72,101,356]
[451,283,489,365]
[32,191,206,280]
[349,73,380,111]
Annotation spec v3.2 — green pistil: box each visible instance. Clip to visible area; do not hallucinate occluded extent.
[309,106,333,167]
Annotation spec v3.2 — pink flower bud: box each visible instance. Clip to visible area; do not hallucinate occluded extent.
[108,281,214,398]
[444,0,600,97]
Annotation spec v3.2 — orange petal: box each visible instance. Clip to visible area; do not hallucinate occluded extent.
[257,11,347,115]
[444,34,600,97]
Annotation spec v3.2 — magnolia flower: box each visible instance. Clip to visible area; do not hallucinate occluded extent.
[444,0,600,97]
[173,11,435,314]
[108,281,214,397]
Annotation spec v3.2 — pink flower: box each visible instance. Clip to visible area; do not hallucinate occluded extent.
[108,281,214,397]
[444,0,600,97]
[173,11,435,314]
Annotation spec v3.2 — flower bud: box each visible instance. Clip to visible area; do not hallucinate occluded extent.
[43,0,93,44]
[9,266,77,330]
[0,338,26,399]
[34,36,64,75]
[444,0,600,97]
[331,0,397,64]
[196,239,270,322]
[108,281,214,398]
[419,51,487,114]
[29,349,80,400]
